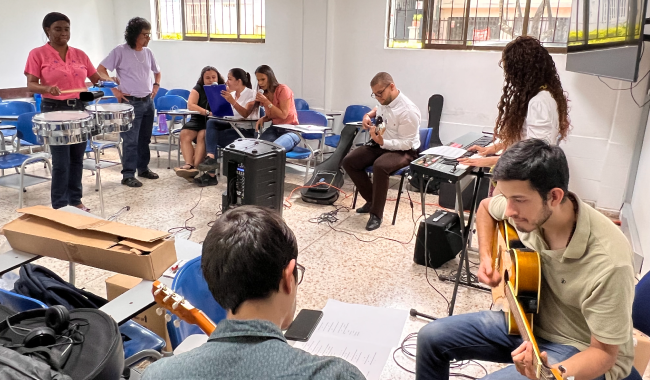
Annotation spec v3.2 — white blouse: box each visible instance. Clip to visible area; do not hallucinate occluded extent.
[521,90,560,145]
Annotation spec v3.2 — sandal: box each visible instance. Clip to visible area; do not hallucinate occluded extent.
[174,165,199,179]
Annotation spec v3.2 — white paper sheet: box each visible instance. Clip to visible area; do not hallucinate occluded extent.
[420,145,467,158]
[293,299,408,380]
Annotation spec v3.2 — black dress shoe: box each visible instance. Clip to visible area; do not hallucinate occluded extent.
[356,202,372,214]
[138,170,159,179]
[366,214,382,231]
[121,177,143,187]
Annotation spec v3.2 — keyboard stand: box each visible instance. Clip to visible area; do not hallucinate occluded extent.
[435,169,491,316]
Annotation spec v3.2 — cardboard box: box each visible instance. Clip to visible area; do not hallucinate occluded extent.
[106,274,172,350]
[634,329,650,374]
[1,206,177,280]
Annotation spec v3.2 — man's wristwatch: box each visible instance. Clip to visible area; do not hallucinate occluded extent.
[153,82,160,87]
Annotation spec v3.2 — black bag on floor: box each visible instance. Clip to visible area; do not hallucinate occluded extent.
[14,264,108,309]
[0,307,124,380]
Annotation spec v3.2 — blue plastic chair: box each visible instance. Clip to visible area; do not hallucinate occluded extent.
[284,110,328,180]
[633,271,650,336]
[166,89,190,101]
[0,287,164,360]
[325,105,372,148]
[154,87,168,107]
[0,113,52,208]
[0,101,36,128]
[153,95,187,168]
[294,98,310,111]
[352,128,432,225]
[168,256,227,349]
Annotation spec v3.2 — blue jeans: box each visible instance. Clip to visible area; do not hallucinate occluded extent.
[41,99,86,209]
[205,119,254,155]
[259,126,301,151]
[416,311,642,380]
[120,96,155,178]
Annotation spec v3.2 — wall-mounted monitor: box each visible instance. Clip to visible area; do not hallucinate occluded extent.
[565,0,647,81]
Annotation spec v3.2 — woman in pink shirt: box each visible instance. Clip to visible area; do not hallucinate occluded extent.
[254,65,301,151]
[25,12,110,211]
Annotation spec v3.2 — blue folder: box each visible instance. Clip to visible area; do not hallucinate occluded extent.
[204,84,234,117]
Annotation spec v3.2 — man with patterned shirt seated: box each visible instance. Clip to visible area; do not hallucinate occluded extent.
[142,206,365,380]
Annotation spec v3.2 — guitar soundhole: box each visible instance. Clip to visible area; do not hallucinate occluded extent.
[519,294,538,314]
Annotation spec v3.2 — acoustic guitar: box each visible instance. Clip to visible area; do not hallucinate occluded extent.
[152,280,216,335]
[491,221,562,380]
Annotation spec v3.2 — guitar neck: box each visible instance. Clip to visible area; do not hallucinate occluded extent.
[195,310,217,335]
[504,282,560,380]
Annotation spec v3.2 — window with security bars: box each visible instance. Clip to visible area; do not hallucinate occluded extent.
[387,0,572,49]
[155,0,265,42]
[567,0,641,47]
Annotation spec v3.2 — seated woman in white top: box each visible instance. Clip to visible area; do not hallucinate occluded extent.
[458,36,570,168]
[195,68,259,186]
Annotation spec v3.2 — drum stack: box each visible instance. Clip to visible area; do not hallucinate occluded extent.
[31,84,134,218]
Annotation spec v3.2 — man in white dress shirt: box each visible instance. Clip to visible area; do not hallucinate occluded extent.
[342,72,421,231]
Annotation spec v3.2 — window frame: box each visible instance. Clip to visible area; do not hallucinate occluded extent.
[154,0,265,43]
[386,0,568,52]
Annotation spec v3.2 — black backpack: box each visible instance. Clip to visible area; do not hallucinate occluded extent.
[0,306,124,380]
[14,264,108,309]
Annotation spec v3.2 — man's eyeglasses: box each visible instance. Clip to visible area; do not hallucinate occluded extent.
[371,84,391,99]
[295,263,305,285]
[141,33,152,38]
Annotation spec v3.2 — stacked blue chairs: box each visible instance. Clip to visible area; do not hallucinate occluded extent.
[0,101,37,150]
[152,95,187,169]
[325,105,372,149]
[153,87,168,108]
[167,256,227,349]
[0,287,165,362]
[166,89,190,101]
[352,128,432,225]
[294,98,310,111]
[0,112,52,208]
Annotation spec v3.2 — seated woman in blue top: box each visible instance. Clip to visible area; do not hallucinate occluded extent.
[174,66,224,181]
[196,68,258,186]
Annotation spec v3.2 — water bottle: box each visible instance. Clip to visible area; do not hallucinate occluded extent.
[158,113,168,134]
[34,93,42,112]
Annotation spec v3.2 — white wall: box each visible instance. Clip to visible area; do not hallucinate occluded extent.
[0,0,119,89]
[631,115,650,270]
[111,0,304,95]
[325,0,650,210]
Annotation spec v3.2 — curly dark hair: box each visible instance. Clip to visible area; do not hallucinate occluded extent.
[124,17,151,49]
[495,36,570,148]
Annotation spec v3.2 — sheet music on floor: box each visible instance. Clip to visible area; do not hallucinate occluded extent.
[420,145,467,159]
[293,299,408,380]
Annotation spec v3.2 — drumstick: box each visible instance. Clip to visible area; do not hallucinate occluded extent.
[60,88,91,94]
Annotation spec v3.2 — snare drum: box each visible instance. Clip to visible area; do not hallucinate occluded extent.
[85,103,135,133]
[32,111,97,146]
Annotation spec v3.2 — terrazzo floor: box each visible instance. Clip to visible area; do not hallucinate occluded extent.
[0,144,647,380]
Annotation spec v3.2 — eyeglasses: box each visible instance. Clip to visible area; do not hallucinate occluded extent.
[295,263,305,285]
[141,33,152,38]
[371,84,391,99]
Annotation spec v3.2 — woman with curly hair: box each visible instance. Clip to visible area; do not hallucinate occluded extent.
[459,36,570,167]
[98,17,162,188]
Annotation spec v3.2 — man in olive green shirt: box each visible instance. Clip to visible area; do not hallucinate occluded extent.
[142,206,365,380]
[416,139,641,380]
